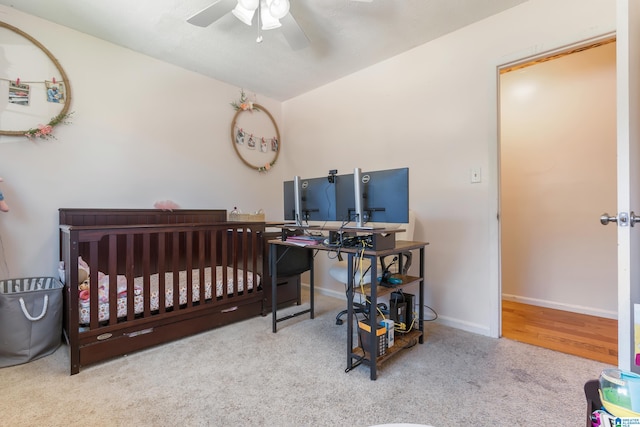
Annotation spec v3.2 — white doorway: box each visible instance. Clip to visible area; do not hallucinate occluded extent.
[498,39,617,348]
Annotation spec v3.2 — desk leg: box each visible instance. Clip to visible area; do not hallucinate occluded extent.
[271,243,278,333]
[369,254,378,381]
[346,253,354,370]
[419,246,424,344]
[309,250,315,319]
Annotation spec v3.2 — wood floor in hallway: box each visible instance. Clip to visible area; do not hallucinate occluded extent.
[502,300,617,365]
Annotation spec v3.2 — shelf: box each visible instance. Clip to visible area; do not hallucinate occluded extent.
[353,275,422,297]
[342,240,427,379]
[352,329,422,367]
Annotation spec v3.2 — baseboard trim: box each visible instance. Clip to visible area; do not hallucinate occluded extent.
[309,285,345,301]
[434,316,492,336]
[306,285,617,333]
[502,293,617,320]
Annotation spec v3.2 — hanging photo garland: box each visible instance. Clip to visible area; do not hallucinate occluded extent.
[0,21,73,139]
[230,92,280,172]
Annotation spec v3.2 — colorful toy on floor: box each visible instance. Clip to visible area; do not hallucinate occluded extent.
[599,369,640,418]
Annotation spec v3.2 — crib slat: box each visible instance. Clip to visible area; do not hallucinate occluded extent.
[198,230,206,305]
[233,227,239,295]
[158,232,166,314]
[89,240,100,330]
[251,228,259,292]
[230,228,237,296]
[108,234,118,326]
[185,230,193,309]
[126,234,135,321]
[211,229,218,300]
[241,226,248,294]
[143,233,151,317]
[172,231,180,309]
[221,229,228,298]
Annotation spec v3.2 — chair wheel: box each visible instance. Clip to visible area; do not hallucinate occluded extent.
[336,318,343,325]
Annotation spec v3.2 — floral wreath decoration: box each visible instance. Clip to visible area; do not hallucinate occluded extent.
[230,90,279,173]
[258,159,275,173]
[25,111,74,140]
[230,89,260,112]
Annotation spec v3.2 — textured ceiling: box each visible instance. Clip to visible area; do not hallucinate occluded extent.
[0,0,528,101]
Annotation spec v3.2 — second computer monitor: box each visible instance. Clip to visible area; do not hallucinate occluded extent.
[335,167,409,225]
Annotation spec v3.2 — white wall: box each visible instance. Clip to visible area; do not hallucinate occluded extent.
[500,42,617,318]
[0,6,288,279]
[282,0,616,335]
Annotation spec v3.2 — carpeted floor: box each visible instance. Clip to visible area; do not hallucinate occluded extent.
[0,292,611,426]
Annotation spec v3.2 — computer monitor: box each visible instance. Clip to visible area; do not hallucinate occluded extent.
[283,176,337,224]
[335,167,409,227]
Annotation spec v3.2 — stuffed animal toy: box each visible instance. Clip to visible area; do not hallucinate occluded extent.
[0,177,8,212]
[78,265,88,284]
[78,257,90,300]
[78,279,90,300]
[154,200,180,211]
[76,255,142,302]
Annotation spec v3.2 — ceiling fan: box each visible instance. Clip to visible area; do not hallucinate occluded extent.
[187,0,310,50]
[187,0,373,50]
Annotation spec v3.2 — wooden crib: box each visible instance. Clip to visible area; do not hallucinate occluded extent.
[59,208,265,375]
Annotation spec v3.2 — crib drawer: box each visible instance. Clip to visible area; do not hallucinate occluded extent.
[77,299,263,369]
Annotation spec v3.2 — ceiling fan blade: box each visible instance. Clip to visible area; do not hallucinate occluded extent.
[280,13,310,51]
[187,0,236,27]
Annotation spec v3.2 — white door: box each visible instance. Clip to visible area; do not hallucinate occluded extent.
[614,0,640,372]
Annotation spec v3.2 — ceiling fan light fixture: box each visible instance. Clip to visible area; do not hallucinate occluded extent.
[260,0,282,30]
[232,5,255,26]
[238,0,259,9]
[269,0,290,19]
[232,0,259,26]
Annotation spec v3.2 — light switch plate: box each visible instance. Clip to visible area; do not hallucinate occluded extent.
[471,168,481,183]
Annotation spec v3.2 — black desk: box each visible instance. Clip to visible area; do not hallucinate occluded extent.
[269,235,428,380]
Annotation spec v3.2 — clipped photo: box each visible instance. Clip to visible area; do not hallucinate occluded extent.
[235,128,244,145]
[8,80,30,106]
[45,80,65,103]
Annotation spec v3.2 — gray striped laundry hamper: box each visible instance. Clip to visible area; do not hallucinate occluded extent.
[0,277,63,368]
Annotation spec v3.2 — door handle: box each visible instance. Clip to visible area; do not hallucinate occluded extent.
[599,212,640,226]
[600,212,629,226]
[600,213,618,225]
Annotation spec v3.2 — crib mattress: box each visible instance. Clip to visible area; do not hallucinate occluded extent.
[78,266,257,324]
